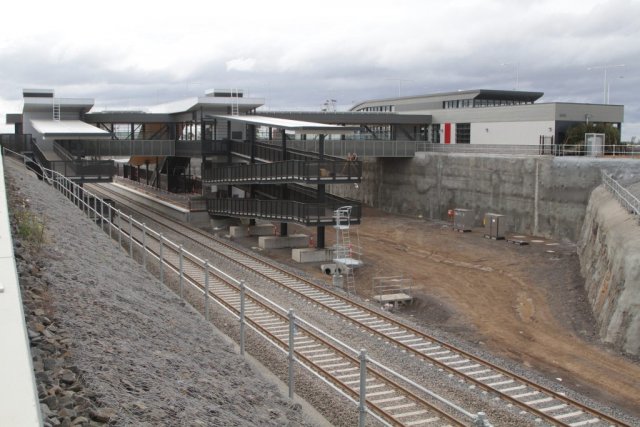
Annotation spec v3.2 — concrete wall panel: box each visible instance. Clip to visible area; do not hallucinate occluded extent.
[329,153,640,242]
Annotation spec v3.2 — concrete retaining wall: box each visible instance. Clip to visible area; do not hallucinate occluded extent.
[330,153,640,242]
[578,186,640,356]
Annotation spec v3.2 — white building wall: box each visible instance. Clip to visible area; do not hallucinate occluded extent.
[470,120,555,145]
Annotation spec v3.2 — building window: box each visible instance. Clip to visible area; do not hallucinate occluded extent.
[456,123,470,144]
[431,124,440,143]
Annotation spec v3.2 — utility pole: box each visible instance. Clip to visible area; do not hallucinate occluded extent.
[587,64,624,104]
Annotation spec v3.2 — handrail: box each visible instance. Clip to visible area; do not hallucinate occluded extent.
[601,171,640,216]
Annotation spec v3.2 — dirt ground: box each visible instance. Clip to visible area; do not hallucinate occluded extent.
[235,206,640,419]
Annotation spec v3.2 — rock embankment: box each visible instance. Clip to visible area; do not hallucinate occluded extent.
[578,185,640,356]
[6,158,318,426]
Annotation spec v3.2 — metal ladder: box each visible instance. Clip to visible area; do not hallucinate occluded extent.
[52,98,61,121]
[334,206,357,295]
[231,88,240,116]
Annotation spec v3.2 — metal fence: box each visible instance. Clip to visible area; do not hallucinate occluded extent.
[261,139,416,158]
[601,172,640,217]
[1,146,489,427]
[57,139,175,157]
[417,142,640,157]
[206,197,361,225]
[203,159,361,183]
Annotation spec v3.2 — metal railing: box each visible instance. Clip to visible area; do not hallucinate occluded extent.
[206,198,361,225]
[602,172,640,217]
[1,146,490,426]
[56,139,175,157]
[260,138,417,158]
[203,159,361,184]
[417,142,640,157]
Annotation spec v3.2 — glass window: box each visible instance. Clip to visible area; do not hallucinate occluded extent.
[455,123,471,144]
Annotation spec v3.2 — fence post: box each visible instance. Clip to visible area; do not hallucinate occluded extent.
[142,223,147,268]
[359,349,367,427]
[240,280,246,356]
[204,260,210,320]
[108,203,112,239]
[101,198,105,232]
[288,309,296,399]
[117,210,122,248]
[179,245,184,299]
[159,233,164,285]
[129,216,133,257]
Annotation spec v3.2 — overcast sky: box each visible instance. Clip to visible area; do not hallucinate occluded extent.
[1,0,638,139]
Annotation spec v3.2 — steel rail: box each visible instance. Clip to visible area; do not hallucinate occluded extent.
[115,214,465,427]
[89,183,630,427]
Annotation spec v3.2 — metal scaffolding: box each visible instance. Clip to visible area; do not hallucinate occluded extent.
[333,206,363,294]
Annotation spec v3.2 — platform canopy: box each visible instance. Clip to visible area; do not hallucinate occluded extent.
[30,119,110,139]
[209,114,359,134]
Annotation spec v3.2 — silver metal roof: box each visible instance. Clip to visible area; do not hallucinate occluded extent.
[209,115,359,134]
[30,120,110,138]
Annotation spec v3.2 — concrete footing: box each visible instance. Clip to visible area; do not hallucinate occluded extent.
[250,224,276,236]
[230,224,276,238]
[259,234,309,249]
[292,248,334,263]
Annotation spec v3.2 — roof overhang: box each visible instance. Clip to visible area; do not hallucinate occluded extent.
[149,96,265,114]
[23,97,95,114]
[208,115,359,134]
[256,111,431,125]
[30,119,111,139]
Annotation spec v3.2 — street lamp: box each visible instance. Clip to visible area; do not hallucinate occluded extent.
[587,64,624,104]
[501,62,519,90]
[385,78,413,97]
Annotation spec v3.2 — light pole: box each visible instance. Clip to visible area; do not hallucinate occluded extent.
[587,64,624,104]
[501,62,519,90]
[385,78,413,97]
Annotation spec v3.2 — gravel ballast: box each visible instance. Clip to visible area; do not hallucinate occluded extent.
[5,158,323,427]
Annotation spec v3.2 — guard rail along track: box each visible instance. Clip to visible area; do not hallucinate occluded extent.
[2,149,484,427]
[89,181,631,427]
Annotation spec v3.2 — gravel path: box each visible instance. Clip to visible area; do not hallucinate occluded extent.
[5,157,322,427]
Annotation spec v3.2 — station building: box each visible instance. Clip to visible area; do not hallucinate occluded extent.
[1,87,626,248]
[349,89,624,145]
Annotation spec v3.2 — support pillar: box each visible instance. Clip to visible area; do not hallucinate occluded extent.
[316,134,326,249]
[280,131,289,235]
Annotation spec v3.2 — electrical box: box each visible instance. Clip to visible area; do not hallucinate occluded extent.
[453,208,474,232]
[483,213,506,240]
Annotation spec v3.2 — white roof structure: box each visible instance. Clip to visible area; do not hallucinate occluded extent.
[211,114,359,134]
[30,120,110,139]
[148,96,264,114]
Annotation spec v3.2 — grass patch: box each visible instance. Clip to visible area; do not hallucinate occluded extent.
[13,209,46,248]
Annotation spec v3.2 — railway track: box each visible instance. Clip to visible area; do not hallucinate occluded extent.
[89,183,630,427]
[88,185,465,426]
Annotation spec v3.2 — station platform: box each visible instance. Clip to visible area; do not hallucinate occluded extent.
[103,181,210,227]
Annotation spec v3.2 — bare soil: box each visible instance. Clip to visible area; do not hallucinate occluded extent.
[236,206,640,419]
